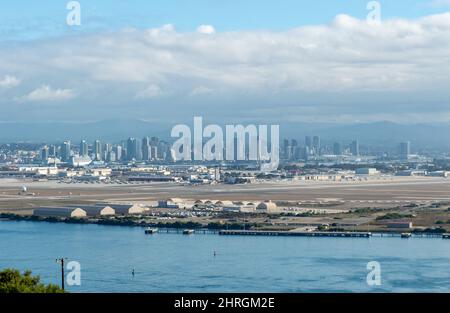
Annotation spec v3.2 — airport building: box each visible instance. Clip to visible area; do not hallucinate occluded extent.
[355,168,379,175]
[256,201,277,213]
[97,203,145,214]
[33,207,87,218]
[69,205,115,216]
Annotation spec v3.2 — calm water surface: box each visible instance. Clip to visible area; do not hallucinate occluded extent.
[1,220,449,292]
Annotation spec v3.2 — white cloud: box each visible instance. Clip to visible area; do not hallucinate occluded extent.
[2,13,450,122]
[3,13,445,94]
[428,0,450,8]
[17,85,76,102]
[197,24,215,34]
[135,84,163,99]
[0,75,20,89]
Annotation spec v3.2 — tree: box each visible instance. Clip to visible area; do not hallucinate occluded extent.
[0,268,65,293]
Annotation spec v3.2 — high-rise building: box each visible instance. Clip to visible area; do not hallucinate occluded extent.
[313,136,320,155]
[350,140,359,156]
[94,140,102,161]
[142,136,151,161]
[114,145,123,161]
[106,150,116,163]
[60,141,72,162]
[49,145,57,157]
[150,146,158,160]
[103,143,112,161]
[305,136,312,149]
[283,139,290,160]
[333,142,342,156]
[300,146,310,161]
[399,141,410,160]
[40,146,49,162]
[80,140,88,157]
[126,137,141,161]
[126,137,135,160]
[150,137,159,147]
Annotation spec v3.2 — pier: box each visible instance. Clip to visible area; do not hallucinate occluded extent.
[218,230,372,238]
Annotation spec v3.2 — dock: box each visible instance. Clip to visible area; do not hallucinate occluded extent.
[144,228,158,234]
[218,230,372,238]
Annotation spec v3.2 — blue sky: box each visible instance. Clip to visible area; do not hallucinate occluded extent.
[1,0,450,40]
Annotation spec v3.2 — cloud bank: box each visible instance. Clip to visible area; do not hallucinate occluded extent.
[1,13,450,122]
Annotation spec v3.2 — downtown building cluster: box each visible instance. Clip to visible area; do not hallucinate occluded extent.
[281,136,412,161]
[39,137,174,166]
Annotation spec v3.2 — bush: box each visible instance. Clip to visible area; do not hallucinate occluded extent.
[376,213,414,220]
[0,268,64,293]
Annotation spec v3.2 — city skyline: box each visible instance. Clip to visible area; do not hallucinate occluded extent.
[16,135,418,166]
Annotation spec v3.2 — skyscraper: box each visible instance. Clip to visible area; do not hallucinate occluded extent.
[300,146,310,161]
[80,140,88,157]
[94,140,102,161]
[333,142,342,156]
[126,137,141,161]
[150,146,157,161]
[399,141,410,160]
[283,139,291,160]
[313,136,320,155]
[305,136,312,149]
[103,143,112,161]
[49,145,57,157]
[142,136,151,161]
[40,146,49,162]
[350,140,359,156]
[60,141,72,162]
[107,150,116,163]
[114,145,123,161]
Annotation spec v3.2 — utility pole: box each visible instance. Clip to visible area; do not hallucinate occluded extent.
[56,258,66,290]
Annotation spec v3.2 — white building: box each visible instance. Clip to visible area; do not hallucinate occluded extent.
[70,156,92,167]
[356,168,379,175]
[69,205,115,216]
[98,203,144,215]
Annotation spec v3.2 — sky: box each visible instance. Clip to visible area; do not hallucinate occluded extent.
[1,0,450,126]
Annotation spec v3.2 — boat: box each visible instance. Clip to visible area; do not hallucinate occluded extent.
[443,233,450,239]
[144,228,158,234]
[183,229,195,235]
[401,232,412,238]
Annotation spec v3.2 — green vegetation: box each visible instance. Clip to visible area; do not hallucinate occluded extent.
[376,213,415,220]
[207,222,259,230]
[351,207,384,214]
[413,227,447,234]
[0,268,64,293]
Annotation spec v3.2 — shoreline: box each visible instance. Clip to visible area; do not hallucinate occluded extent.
[1,213,448,239]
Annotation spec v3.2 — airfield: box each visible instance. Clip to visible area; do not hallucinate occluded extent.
[1,176,449,212]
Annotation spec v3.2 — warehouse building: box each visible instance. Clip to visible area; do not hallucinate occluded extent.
[33,207,87,218]
[256,201,278,213]
[215,200,234,207]
[97,203,144,215]
[68,205,115,216]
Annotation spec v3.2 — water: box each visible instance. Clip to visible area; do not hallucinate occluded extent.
[1,220,449,292]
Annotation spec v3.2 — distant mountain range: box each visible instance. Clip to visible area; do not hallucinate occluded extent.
[1,120,449,150]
